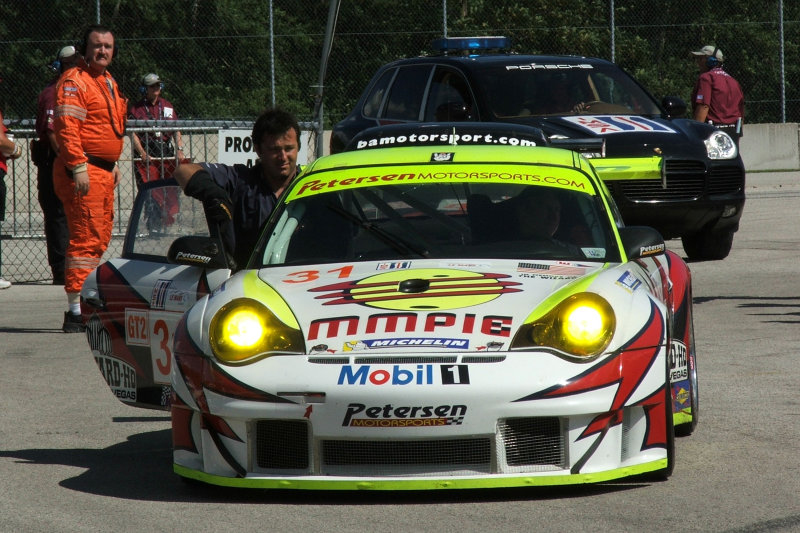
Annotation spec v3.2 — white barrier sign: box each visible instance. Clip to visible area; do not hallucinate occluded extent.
[218,129,311,167]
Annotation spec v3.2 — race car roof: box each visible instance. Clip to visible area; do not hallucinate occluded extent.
[293,127,602,201]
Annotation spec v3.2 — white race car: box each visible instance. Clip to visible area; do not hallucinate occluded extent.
[82,124,697,490]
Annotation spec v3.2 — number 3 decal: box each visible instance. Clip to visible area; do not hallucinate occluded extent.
[149,311,177,385]
[153,319,171,375]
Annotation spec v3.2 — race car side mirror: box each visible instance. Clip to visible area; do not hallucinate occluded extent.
[661,96,687,119]
[619,226,666,259]
[167,235,230,269]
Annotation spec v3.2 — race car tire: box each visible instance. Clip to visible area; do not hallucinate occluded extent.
[681,228,734,261]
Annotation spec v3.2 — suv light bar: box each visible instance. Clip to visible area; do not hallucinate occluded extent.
[431,36,510,55]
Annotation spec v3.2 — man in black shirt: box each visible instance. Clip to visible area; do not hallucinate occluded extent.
[174,108,301,268]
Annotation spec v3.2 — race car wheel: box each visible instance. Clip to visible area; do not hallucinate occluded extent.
[681,228,734,261]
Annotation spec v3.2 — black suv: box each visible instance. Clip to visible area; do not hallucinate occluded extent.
[332,37,745,260]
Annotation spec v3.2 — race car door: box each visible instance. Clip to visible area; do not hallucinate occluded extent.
[83,179,231,410]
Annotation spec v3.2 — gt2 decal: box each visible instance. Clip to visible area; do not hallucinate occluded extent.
[337,364,470,385]
[342,402,467,427]
[308,312,513,341]
[125,308,149,346]
[310,268,522,310]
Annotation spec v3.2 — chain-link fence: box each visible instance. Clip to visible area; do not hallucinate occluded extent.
[1,0,798,282]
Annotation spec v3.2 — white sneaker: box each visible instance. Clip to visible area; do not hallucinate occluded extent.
[0,277,10,289]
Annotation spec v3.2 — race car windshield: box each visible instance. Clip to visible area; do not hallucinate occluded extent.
[256,182,621,267]
[480,64,661,118]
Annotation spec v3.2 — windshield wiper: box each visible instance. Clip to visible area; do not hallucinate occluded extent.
[327,203,429,258]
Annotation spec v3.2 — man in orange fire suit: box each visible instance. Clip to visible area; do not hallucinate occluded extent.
[54,25,127,332]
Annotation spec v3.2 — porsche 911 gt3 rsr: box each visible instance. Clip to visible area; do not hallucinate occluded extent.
[82,124,698,490]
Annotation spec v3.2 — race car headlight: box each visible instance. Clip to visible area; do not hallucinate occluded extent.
[512,292,616,358]
[209,298,304,365]
[704,130,738,160]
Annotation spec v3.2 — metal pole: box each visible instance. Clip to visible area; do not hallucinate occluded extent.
[270,0,275,108]
[96,0,101,23]
[443,0,448,38]
[313,0,341,159]
[610,0,615,63]
[779,0,785,123]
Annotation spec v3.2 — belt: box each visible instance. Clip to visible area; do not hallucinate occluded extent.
[65,155,117,179]
[86,154,116,172]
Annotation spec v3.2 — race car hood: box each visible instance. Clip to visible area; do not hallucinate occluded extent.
[248,259,607,355]
[506,115,711,159]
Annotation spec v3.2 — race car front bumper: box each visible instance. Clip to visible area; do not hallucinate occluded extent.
[170,344,671,490]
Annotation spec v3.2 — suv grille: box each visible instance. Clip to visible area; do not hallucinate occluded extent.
[616,160,744,201]
[707,165,745,195]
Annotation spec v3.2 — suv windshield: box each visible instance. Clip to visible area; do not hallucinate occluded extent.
[478,63,661,118]
[255,181,620,267]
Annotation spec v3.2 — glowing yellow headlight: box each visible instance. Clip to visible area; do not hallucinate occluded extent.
[209,298,304,364]
[563,300,607,345]
[223,307,264,348]
[515,292,616,358]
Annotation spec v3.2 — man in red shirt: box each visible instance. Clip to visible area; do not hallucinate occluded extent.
[33,45,79,285]
[129,73,186,230]
[690,45,744,142]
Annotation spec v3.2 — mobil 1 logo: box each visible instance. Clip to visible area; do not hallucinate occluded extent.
[337,364,470,386]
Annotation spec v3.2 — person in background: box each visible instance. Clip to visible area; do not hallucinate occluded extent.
[32,45,80,285]
[129,73,185,230]
[53,25,127,332]
[690,45,744,143]
[174,108,301,269]
[0,91,24,289]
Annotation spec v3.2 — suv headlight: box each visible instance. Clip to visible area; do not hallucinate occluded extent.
[209,298,304,365]
[704,130,738,160]
[511,292,616,358]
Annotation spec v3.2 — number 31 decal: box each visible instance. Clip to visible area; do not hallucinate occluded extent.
[283,265,353,284]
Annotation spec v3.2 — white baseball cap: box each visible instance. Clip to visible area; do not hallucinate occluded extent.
[142,73,162,86]
[690,45,724,62]
[58,45,77,59]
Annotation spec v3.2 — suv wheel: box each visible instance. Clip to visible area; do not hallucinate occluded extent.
[681,228,734,261]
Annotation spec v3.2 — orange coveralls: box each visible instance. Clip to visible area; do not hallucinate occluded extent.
[54,66,127,294]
